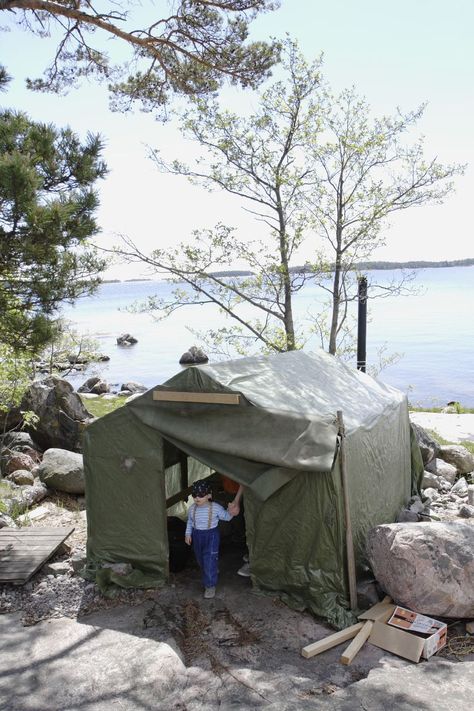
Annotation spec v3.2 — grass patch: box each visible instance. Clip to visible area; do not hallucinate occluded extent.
[426,429,474,455]
[81,395,126,419]
[409,404,474,414]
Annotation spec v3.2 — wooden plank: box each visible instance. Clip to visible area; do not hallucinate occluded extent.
[358,596,394,621]
[340,620,374,665]
[166,485,194,509]
[0,526,74,585]
[153,390,240,405]
[369,620,424,663]
[301,622,364,659]
[0,552,60,562]
[336,411,358,611]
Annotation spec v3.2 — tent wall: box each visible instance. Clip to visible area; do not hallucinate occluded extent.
[345,399,412,563]
[243,466,352,629]
[83,407,169,587]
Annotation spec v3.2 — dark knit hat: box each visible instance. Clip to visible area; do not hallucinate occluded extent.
[191,479,212,498]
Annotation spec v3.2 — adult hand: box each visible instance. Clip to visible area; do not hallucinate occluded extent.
[185,535,192,545]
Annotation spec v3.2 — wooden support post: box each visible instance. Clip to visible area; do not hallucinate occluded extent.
[337,410,358,611]
[301,622,364,659]
[179,451,188,492]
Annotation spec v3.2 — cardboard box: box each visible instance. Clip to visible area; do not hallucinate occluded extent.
[368,605,447,663]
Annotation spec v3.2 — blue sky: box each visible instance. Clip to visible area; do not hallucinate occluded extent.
[1,1,473,278]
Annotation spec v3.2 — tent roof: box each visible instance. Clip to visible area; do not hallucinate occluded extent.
[163,349,405,433]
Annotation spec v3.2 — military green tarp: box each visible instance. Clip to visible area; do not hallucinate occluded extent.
[83,349,413,627]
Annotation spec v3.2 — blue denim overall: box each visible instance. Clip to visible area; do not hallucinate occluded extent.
[192,503,220,588]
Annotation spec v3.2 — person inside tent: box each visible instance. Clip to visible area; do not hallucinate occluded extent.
[185,479,237,598]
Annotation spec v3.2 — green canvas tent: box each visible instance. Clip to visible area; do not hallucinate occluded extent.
[83,349,415,627]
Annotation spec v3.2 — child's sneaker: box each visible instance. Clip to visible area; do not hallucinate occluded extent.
[237,563,251,577]
[204,586,216,598]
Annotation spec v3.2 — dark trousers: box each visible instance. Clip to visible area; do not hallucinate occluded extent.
[192,527,220,588]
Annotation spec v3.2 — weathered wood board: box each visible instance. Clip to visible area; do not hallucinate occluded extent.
[0,527,74,585]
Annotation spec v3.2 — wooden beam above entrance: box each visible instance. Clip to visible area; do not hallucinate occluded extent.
[153,391,240,405]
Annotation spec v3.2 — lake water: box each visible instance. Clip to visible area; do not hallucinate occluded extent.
[61,265,474,407]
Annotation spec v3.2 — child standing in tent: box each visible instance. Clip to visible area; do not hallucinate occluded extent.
[185,479,236,598]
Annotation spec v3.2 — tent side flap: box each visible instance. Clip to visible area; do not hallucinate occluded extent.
[83,407,168,588]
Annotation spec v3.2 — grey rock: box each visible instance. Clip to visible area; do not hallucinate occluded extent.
[425,457,457,484]
[0,432,37,450]
[71,553,87,573]
[0,512,17,528]
[439,444,474,475]
[6,469,35,486]
[1,480,48,517]
[396,509,419,522]
[422,487,439,502]
[117,333,138,346]
[452,477,468,496]
[44,561,72,576]
[3,451,36,474]
[120,381,147,394]
[38,448,85,494]
[458,504,474,519]
[21,376,93,452]
[367,522,474,617]
[468,485,474,506]
[438,476,453,492]
[179,345,209,365]
[421,471,442,490]
[78,377,109,395]
[410,422,440,465]
[408,496,424,514]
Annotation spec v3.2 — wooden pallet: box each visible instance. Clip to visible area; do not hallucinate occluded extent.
[0,527,75,585]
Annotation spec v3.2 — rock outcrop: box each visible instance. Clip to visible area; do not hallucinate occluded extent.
[21,376,93,452]
[367,522,474,618]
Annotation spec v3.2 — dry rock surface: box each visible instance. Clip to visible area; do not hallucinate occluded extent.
[367,521,474,617]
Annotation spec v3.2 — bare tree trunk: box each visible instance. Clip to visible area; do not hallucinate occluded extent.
[276,197,296,350]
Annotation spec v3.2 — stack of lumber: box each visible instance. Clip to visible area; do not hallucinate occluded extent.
[301,597,393,666]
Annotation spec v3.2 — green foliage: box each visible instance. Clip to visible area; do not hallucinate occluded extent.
[116,38,464,362]
[80,395,125,419]
[37,321,103,377]
[0,103,107,352]
[0,343,31,413]
[2,1,280,117]
[121,39,323,354]
[423,429,474,456]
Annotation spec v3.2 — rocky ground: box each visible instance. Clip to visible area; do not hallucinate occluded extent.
[1,412,474,710]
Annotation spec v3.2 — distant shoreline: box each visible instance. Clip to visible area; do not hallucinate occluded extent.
[101,258,474,283]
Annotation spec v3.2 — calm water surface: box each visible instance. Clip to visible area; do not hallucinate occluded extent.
[61,266,474,407]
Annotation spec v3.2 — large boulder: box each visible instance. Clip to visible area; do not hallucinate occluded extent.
[21,376,93,452]
[438,444,474,475]
[367,522,474,618]
[410,423,439,465]
[37,448,85,494]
